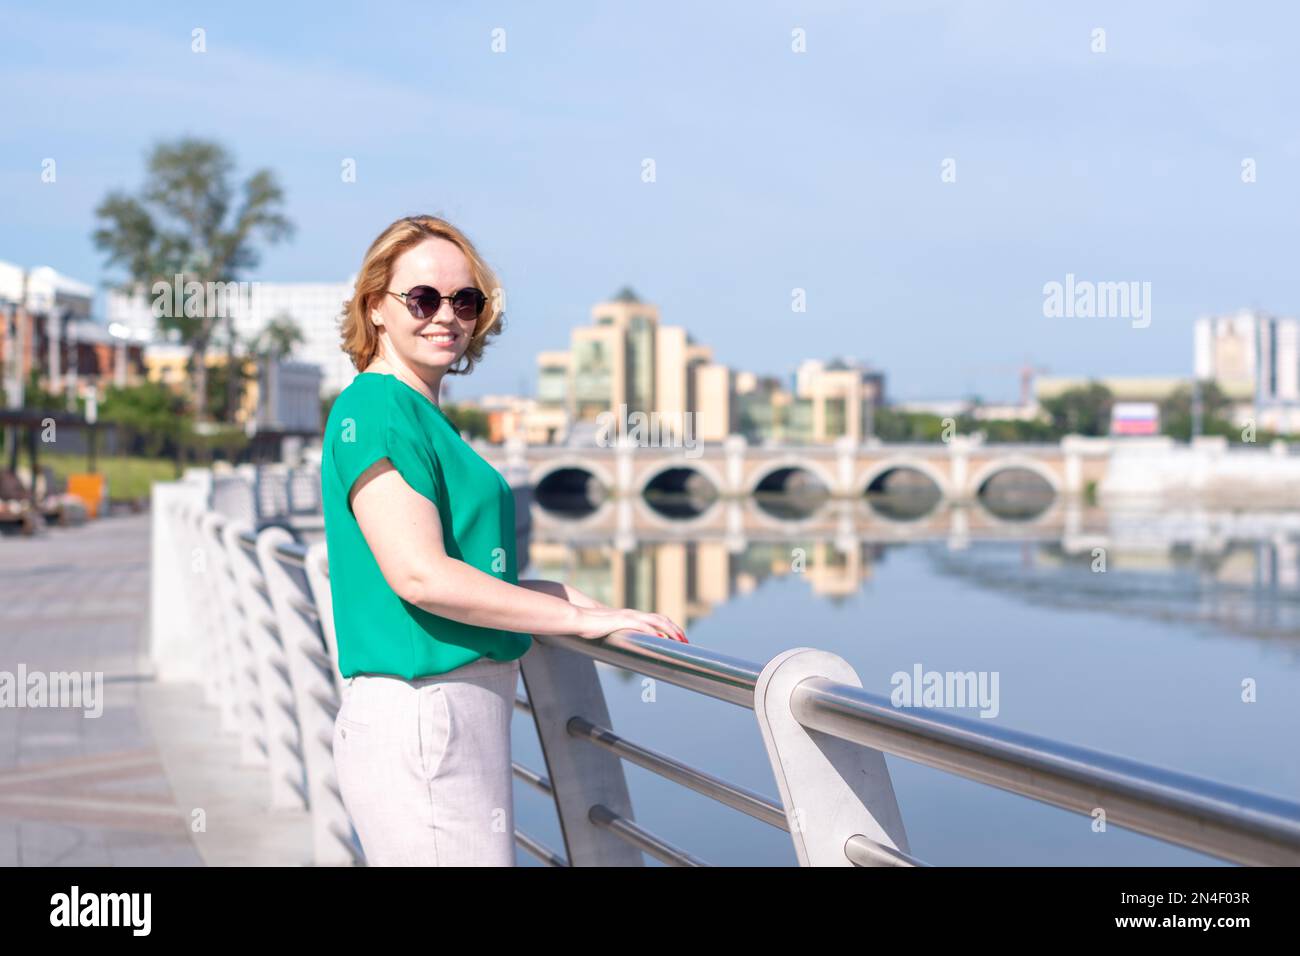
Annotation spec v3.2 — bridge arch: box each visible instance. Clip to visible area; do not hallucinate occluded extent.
[631,495,724,534]
[966,456,1062,499]
[743,495,833,534]
[530,459,615,493]
[530,459,614,516]
[746,457,837,496]
[636,459,726,498]
[856,458,953,499]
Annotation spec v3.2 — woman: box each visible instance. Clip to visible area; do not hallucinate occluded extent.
[321,214,687,867]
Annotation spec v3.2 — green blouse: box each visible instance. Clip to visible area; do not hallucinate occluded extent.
[320,371,532,678]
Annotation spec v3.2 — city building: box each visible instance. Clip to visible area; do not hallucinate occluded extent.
[255,359,322,434]
[465,393,565,445]
[1194,309,1261,402]
[790,358,886,444]
[1035,376,1186,404]
[1,261,149,407]
[142,344,260,424]
[1195,308,1300,432]
[538,286,736,444]
[533,289,893,446]
[107,279,356,396]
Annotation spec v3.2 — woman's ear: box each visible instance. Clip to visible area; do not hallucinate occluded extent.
[369,297,385,328]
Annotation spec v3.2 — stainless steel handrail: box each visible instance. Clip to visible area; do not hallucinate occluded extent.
[288,540,1300,866]
[794,677,1300,867]
[567,715,787,830]
[515,830,567,867]
[527,632,1300,866]
[588,805,709,867]
[844,834,927,867]
[512,762,553,797]
[536,630,762,708]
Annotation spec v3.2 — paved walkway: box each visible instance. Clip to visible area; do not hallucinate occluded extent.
[0,512,310,866]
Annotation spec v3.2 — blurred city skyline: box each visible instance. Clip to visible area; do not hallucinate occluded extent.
[3,0,1299,401]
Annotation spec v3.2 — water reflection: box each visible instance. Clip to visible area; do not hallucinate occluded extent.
[514,487,1300,865]
[643,467,719,519]
[976,467,1056,522]
[522,495,1300,646]
[864,467,943,521]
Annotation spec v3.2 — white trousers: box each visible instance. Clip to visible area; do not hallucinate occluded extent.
[333,656,521,866]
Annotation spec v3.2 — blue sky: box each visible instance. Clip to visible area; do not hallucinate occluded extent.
[3,1,1298,401]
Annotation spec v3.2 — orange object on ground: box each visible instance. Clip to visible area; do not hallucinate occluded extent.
[67,474,105,519]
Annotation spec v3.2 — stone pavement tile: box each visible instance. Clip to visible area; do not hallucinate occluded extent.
[2,512,317,867]
[0,514,201,866]
[140,681,313,866]
[0,822,16,866]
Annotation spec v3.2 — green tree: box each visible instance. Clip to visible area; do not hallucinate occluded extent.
[442,403,490,439]
[1160,381,1234,441]
[204,355,258,425]
[92,137,293,423]
[99,381,192,458]
[1040,382,1113,436]
[22,369,71,412]
[254,313,305,360]
[874,408,950,442]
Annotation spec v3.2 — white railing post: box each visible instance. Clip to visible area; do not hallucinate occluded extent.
[218,520,268,767]
[198,512,239,734]
[519,643,644,866]
[149,478,209,682]
[258,528,359,865]
[754,648,911,866]
[303,542,344,700]
[225,521,305,809]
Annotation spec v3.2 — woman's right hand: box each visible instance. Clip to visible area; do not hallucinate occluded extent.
[574,606,688,643]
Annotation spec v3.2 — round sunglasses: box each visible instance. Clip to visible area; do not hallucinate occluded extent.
[387,285,487,321]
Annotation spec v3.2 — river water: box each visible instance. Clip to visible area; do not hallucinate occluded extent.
[511,499,1300,866]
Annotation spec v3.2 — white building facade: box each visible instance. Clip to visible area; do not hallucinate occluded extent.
[1195,308,1300,433]
[107,278,358,396]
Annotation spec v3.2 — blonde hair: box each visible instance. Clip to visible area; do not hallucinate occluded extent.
[340,214,505,375]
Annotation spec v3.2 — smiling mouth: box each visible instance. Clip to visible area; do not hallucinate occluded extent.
[420,330,458,346]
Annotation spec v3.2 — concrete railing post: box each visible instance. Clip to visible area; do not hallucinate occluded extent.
[834,434,856,497]
[723,433,747,496]
[198,512,239,735]
[225,520,305,809]
[614,434,635,496]
[519,642,644,866]
[303,542,344,699]
[149,478,209,683]
[948,434,972,500]
[258,528,358,865]
[217,520,268,767]
[755,648,911,866]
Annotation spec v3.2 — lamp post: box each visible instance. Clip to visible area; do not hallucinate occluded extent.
[108,322,129,389]
[86,387,98,473]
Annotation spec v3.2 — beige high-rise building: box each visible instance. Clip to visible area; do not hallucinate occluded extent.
[793,358,885,444]
[693,362,734,441]
[538,286,737,442]
[655,324,689,439]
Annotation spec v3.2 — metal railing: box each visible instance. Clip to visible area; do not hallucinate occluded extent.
[165,488,1300,867]
[273,538,1300,866]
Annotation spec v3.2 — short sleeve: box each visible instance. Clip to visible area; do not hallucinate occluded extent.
[328,386,443,512]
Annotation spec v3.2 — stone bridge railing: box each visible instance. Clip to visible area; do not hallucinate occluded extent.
[473,435,1114,501]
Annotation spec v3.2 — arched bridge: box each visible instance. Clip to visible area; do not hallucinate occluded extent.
[476,435,1113,502]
